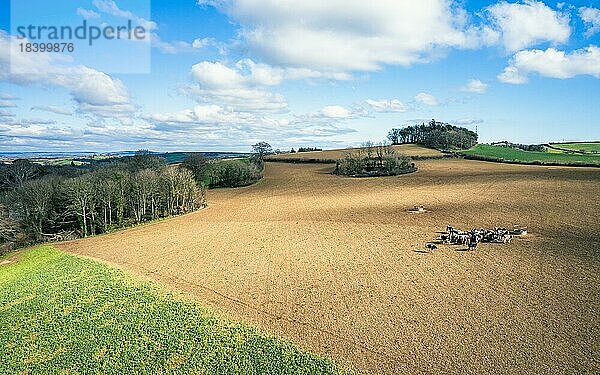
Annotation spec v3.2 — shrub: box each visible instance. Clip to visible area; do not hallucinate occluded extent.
[334,149,416,177]
[208,159,264,188]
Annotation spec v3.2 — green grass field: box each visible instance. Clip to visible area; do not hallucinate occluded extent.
[462,144,600,166]
[0,247,347,374]
[548,142,600,154]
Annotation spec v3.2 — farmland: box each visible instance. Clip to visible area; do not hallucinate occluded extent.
[547,142,600,154]
[56,159,600,374]
[266,144,444,163]
[0,247,345,374]
[462,144,600,166]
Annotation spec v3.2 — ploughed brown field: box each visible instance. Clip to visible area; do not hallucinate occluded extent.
[58,159,600,374]
[266,143,445,162]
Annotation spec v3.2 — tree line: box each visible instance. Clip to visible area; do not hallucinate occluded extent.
[0,153,206,252]
[387,119,478,150]
[181,142,270,188]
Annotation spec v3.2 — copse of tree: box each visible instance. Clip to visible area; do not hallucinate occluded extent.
[0,159,42,190]
[297,147,323,152]
[334,142,416,177]
[387,119,478,150]
[0,155,206,252]
[208,159,263,188]
[182,153,209,184]
[181,153,264,189]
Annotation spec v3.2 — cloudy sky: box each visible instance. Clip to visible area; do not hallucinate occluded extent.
[1,0,599,152]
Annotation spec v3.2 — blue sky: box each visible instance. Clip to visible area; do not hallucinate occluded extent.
[1,0,599,152]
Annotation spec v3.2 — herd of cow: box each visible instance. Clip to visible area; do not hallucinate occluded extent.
[426,225,527,251]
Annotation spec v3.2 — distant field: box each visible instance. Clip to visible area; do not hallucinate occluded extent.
[267,144,444,163]
[0,247,345,374]
[462,144,600,166]
[548,142,600,154]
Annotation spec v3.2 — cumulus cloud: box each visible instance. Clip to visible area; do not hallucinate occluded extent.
[198,0,489,72]
[0,32,134,119]
[580,7,600,37]
[461,79,488,93]
[365,99,408,113]
[185,59,352,113]
[143,104,356,146]
[414,92,439,106]
[486,0,571,52]
[319,106,353,119]
[498,46,600,84]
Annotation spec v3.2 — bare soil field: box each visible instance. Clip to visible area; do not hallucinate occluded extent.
[58,159,600,374]
[266,144,444,162]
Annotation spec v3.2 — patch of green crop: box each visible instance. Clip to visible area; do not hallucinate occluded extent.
[0,247,349,374]
[550,142,600,154]
[462,144,600,166]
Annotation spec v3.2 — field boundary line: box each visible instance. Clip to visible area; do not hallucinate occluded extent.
[101,257,409,365]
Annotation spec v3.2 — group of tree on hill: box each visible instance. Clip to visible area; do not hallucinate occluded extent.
[0,152,206,253]
[289,147,323,153]
[387,119,478,150]
[335,142,416,177]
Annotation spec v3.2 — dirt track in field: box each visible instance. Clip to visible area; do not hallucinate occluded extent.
[58,159,600,374]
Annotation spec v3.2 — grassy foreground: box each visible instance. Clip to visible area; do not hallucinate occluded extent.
[0,247,347,374]
[461,144,600,166]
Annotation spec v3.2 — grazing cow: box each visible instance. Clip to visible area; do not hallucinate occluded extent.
[468,239,478,251]
[425,243,438,251]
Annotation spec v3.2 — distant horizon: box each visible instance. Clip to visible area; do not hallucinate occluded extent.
[3,139,600,157]
[1,1,599,151]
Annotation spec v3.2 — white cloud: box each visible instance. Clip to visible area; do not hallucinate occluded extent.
[92,0,157,30]
[453,118,483,126]
[0,32,134,119]
[77,8,101,20]
[182,85,288,113]
[186,59,353,113]
[94,0,206,54]
[320,106,353,119]
[414,92,439,106]
[192,38,213,49]
[580,7,600,37]
[486,0,571,52]
[0,92,17,100]
[199,0,486,72]
[191,61,247,89]
[498,46,600,84]
[0,100,17,108]
[31,105,73,116]
[461,79,488,94]
[498,66,527,84]
[0,109,15,118]
[365,99,408,113]
[143,104,356,146]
